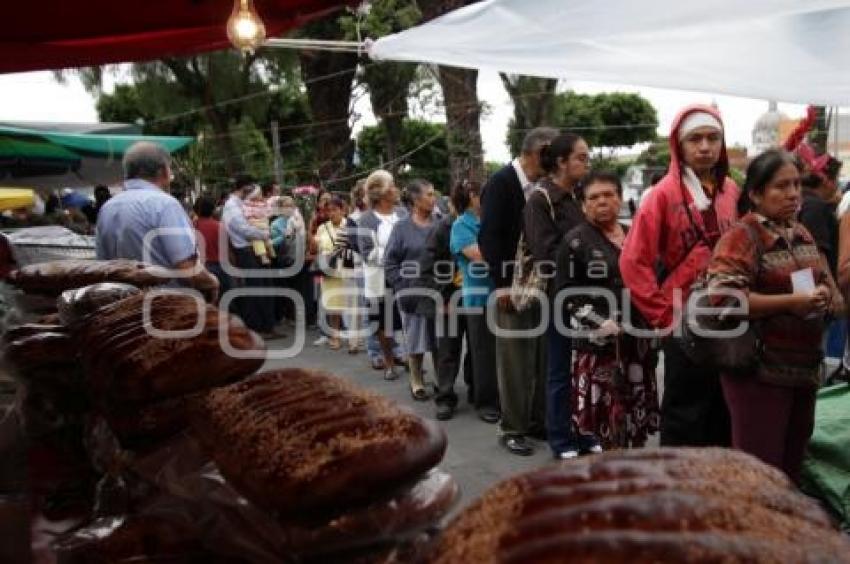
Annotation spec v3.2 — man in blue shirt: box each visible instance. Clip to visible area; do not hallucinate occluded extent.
[96,141,218,301]
[221,174,281,338]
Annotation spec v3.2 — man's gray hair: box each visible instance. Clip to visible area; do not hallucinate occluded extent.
[521,127,559,156]
[123,141,171,180]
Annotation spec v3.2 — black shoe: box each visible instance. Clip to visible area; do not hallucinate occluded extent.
[435,403,455,421]
[527,426,548,441]
[477,409,500,424]
[500,435,534,456]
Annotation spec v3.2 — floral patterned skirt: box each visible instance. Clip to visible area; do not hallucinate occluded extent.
[571,337,660,449]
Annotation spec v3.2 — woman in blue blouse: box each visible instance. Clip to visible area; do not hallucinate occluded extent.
[450,180,501,423]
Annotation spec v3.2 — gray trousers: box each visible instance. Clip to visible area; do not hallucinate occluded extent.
[495,305,547,436]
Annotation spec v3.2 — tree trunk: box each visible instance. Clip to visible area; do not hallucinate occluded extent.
[438,65,485,186]
[299,48,357,186]
[418,0,485,186]
[500,74,558,156]
[367,66,411,175]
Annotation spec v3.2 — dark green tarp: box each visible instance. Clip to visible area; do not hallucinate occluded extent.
[801,383,850,530]
[0,125,193,158]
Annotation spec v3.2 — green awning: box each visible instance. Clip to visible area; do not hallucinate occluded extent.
[0,136,80,162]
[0,125,193,158]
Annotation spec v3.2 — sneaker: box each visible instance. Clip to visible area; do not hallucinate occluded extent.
[578,433,603,455]
[477,409,501,424]
[556,449,580,460]
[313,336,328,346]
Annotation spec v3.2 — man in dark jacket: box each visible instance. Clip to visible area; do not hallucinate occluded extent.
[799,158,842,275]
[479,127,558,456]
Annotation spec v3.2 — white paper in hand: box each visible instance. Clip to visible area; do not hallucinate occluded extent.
[791,267,816,294]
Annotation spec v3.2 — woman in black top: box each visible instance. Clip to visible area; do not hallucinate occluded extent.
[524,132,589,459]
[554,171,660,450]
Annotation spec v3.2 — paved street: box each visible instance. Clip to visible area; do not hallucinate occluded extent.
[262,325,661,514]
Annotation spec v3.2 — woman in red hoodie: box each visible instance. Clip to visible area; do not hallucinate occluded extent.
[619,105,740,447]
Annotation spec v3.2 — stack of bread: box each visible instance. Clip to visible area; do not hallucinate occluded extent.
[75,291,265,447]
[428,448,850,563]
[184,368,457,562]
[2,261,271,562]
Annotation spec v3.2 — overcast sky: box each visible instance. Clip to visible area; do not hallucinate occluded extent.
[0,69,809,164]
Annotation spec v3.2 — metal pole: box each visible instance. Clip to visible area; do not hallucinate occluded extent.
[271,120,283,186]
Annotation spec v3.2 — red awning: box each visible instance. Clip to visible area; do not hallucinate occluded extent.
[2,0,355,74]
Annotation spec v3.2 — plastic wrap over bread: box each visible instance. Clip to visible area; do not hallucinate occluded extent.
[190,368,448,517]
[429,448,850,564]
[8,260,171,296]
[78,292,265,405]
[57,283,141,325]
[128,432,457,563]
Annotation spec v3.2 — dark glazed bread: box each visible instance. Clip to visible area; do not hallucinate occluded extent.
[429,448,850,564]
[190,369,448,517]
[78,292,265,404]
[9,260,171,295]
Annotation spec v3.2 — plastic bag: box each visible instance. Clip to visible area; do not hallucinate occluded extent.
[129,433,458,563]
[57,283,140,325]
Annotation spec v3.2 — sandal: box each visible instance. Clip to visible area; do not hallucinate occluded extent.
[410,386,429,401]
[383,368,399,381]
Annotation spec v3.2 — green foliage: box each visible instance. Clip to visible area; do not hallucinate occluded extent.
[636,136,671,169]
[356,119,449,190]
[230,117,274,180]
[508,90,658,152]
[591,154,633,179]
[485,161,504,178]
[92,49,321,186]
[728,167,745,188]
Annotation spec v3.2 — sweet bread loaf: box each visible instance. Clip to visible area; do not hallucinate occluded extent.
[4,332,78,371]
[430,448,850,563]
[9,260,170,295]
[102,394,196,446]
[190,369,448,517]
[78,293,265,404]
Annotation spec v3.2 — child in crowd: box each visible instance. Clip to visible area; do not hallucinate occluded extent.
[242,186,276,265]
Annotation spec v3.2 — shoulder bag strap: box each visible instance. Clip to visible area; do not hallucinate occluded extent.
[533,185,556,221]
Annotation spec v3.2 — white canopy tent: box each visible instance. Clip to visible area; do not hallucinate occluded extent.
[369,0,850,106]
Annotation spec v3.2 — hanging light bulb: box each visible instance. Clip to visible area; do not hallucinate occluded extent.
[227,0,267,54]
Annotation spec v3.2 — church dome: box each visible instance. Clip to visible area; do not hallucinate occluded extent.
[752,100,787,152]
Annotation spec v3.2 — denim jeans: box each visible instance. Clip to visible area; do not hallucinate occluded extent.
[546,318,575,455]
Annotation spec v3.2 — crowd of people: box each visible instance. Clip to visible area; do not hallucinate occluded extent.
[91,100,850,486]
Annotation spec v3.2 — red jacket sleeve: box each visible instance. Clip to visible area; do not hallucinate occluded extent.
[620,187,672,329]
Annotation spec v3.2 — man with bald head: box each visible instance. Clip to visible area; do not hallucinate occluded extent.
[96,141,218,301]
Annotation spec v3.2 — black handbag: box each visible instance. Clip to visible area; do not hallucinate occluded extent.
[676,221,764,373]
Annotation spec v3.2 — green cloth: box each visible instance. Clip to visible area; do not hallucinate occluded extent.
[0,125,192,157]
[800,383,850,530]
